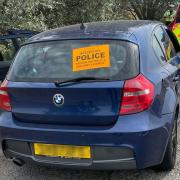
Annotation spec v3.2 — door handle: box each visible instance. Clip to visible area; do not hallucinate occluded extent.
[173,76,180,82]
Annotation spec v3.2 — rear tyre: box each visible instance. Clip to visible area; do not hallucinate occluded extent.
[154,115,177,171]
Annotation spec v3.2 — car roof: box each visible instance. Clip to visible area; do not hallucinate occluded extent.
[26,20,162,44]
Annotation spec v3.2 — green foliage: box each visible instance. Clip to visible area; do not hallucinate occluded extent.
[127,0,178,20]
[0,0,178,33]
[0,0,47,33]
[34,0,108,28]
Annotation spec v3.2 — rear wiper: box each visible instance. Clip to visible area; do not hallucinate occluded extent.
[55,77,110,86]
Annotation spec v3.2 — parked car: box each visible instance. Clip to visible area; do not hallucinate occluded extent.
[0,29,38,81]
[0,21,180,171]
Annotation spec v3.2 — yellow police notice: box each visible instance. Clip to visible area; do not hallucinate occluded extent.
[72,44,110,72]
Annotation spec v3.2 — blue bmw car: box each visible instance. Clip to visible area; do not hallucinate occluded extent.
[0,20,180,171]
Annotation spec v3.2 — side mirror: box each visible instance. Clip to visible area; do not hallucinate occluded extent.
[170,55,180,67]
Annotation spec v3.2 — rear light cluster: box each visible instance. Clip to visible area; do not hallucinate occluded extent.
[0,79,11,111]
[120,74,154,115]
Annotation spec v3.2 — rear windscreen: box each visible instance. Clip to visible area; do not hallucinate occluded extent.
[7,40,139,82]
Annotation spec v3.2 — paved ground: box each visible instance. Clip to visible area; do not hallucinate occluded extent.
[0,127,180,180]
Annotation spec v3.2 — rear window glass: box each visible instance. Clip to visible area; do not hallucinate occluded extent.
[7,40,139,82]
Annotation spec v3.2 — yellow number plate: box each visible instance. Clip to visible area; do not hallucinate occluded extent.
[34,143,91,159]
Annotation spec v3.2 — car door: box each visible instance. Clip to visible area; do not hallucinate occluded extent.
[154,25,180,110]
[164,26,180,107]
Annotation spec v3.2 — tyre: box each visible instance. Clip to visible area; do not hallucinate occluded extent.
[154,114,177,171]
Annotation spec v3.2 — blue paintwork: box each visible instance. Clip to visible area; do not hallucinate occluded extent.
[8,81,124,126]
[0,20,180,169]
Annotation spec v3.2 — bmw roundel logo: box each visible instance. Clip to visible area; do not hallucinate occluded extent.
[53,94,64,106]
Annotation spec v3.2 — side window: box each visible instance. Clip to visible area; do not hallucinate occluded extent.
[154,26,176,62]
[152,35,166,64]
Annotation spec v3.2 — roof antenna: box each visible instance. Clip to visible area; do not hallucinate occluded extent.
[80,22,86,30]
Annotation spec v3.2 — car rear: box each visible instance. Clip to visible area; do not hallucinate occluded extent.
[0,37,172,169]
[6,39,140,126]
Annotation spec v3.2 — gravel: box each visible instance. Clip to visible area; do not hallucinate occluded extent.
[0,127,180,180]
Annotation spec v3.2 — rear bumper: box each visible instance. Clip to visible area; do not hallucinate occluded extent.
[4,140,136,170]
[0,111,174,170]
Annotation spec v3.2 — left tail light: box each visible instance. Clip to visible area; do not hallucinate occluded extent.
[0,79,11,111]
